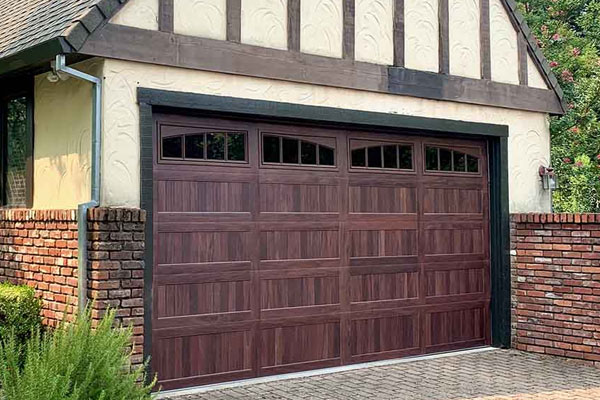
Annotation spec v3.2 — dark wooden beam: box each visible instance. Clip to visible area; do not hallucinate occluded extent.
[158,0,174,33]
[343,0,355,60]
[439,0,450,74]
[138,88,509,137]
[287,0,301,52]
[518,34,528,86]
[393,0,405,67]
[226,0,241,43]
[80,23,565,115]
[480,0,491,80]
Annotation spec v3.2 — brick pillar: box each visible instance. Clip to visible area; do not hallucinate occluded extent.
[86,208,147,366]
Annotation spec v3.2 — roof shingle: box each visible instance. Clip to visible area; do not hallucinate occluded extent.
[0,0,101,59]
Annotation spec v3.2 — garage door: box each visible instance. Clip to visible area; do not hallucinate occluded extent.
[151,114,491,390]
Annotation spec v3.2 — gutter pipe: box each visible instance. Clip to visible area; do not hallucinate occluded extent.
[52,55,102,314]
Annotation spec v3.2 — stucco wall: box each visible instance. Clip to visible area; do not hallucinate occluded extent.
[490,0,519,84]
[33,60,101,209]
[174,0,227,40]
[527,54,550,90]
[110,0,159,30]
[101,58,551,213]
[404,0,439,73]
[449,0,481,78]
[300,0,343,58]
[355,0,394,65]
[241,0,288,50]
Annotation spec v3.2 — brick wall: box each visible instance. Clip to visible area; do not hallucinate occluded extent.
[0,209,79,327]
[0,207,146,364]
[511,213,600,366]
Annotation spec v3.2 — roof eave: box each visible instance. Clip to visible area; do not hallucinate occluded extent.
[0,38,73,77]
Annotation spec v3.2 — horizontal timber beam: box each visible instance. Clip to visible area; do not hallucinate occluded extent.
[80,23,564,115]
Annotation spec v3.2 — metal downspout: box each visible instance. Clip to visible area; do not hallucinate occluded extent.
[53,55,102,314]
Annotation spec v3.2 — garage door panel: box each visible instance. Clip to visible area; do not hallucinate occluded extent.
[158,231,252,264]
[260,275,340,309]
[423,228,484,256]
[349,185,417,214]
[157,180,252,213]
[425,266,485,298]
[423,187,484,215]
[350,312,419,360]
[350,229,418,258]
[350,266,419,304]
[259,322,341,371]
[260,229,340,260]
[424,303,488,351]
[260,182,340,213]
[153,329,254,383]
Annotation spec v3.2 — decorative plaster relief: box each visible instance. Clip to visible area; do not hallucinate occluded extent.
[449,0,481,78]
[110,0,159,31]
[241,0,288,50]
[489,0,519,84]
[33,60,103,209]
[404,0,440,72]
[355,0,394,65]
[300,0,343,58]
[102,59,551,213]
[527,54,549,90]
[174,0,227,40]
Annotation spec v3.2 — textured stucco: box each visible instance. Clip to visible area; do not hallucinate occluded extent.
[300,0,343,58]
[101,59,550,213]
[404,0,439,72]
[449,0,481,78]
[33,60,102,209]
[527,54,549,90]
[355,0,394,65]
[489,0,519,84]
[174,0,227,40]
[241,0,287,50]
[110,0,159,30]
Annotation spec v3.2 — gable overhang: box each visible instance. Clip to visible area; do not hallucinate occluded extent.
[0,0,566,116]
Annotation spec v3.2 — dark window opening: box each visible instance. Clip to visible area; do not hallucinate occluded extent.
[425,146,479,174]
[263,134,336,167]
[351,142,413,171]
[5,97,28,207]
[1,86,33,209]
[282,137,299,164]
[351,148,366,167]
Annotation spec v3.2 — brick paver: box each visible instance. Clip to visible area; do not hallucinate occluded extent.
[163,350,600,400]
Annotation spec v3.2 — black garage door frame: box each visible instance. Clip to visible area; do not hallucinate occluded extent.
[137,87,511,377]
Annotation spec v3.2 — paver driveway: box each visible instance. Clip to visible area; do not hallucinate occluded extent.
[162,349,600,400]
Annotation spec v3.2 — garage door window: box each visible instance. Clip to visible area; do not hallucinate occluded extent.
[350,141,413,170]
[425,146,479,173]
[161,131,246,162]
[262,134,335,166]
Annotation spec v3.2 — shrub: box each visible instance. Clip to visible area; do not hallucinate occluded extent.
[0,282,42,345]
[0,306,156,400]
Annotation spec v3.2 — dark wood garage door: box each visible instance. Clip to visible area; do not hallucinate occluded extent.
[151,114,491,390]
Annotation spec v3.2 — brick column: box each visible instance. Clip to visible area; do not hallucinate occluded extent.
[86,208,147,365]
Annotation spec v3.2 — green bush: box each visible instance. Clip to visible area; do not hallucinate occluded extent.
[0,306,156,400]
[0,282,42,344]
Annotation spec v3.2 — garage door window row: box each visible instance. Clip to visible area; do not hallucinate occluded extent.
[161,131,246,162]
